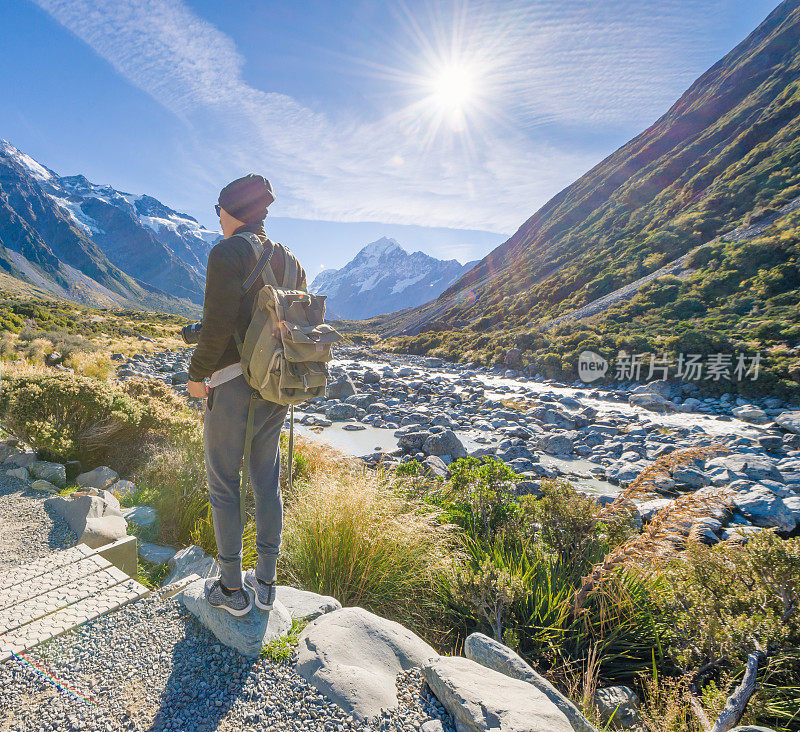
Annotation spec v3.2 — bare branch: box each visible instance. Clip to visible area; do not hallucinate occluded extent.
[710,650,765,732]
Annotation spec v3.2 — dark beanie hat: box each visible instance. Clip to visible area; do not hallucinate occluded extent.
[218,174,275,224]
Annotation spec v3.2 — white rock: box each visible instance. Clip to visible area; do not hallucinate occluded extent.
[732,405,769,424]
[464,633,596,732]
[296,606,438,720]
[80,515,128,548]
[138,541,177,564]
[594,686,641,729]
[122,505,157,529]
[165,544,219,586]
[76,466,119,490]
[5,467,29,480]
[275,585,341,620]
[422,655,573,732]
[181,578,291,658]
[775,411,800,434]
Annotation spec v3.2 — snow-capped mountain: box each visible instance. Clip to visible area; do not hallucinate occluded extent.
[0,139,219,310]
[310,237,477,320]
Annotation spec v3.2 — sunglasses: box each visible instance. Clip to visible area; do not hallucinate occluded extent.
[215,204,221,217]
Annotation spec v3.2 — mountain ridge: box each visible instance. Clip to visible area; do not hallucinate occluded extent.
[310,237,476,320]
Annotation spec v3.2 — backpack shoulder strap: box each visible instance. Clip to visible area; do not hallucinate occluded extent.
[235,232,278,289]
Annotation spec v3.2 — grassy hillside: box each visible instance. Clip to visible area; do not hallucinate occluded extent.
[371,0,800,396]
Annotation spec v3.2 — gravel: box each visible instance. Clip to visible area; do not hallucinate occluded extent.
[0,472,76,567]
[1,592,455,731]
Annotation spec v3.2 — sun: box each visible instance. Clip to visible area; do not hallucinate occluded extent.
[430,64,475,113]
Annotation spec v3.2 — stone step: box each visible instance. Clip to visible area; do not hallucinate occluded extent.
[0,540,149,663]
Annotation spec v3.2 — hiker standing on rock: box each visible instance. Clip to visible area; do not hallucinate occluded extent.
[186,174,307,616]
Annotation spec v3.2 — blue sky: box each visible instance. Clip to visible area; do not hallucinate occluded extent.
[0,0,780,275]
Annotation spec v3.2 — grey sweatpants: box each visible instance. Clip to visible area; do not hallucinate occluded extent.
[204,374,287,589]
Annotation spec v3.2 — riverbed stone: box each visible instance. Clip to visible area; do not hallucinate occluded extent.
[296,606,438,720]
[629,392,677,413]
[327,376,357,400]
[775,411,800,434]
[326,403,357,421]
[182,578,291,658]
[422,655,574,732]
[732,487,796,533]
[464,632,596,732]
[732,405,769,424]
[422,430,467,459]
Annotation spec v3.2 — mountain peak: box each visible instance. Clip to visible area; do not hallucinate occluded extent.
[0,139,54,181]
[360,237,403,257]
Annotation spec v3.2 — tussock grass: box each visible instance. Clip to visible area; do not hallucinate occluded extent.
[281,469,454,629]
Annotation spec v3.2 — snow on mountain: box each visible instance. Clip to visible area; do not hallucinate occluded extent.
[0,139,219,304]
[309,237,476,320]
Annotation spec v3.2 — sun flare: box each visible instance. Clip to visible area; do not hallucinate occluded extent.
[430,64,475,112]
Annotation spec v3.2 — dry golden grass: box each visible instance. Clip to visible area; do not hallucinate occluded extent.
[65,350,115,380]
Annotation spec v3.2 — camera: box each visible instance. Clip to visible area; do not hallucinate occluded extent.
[181,321,202,344]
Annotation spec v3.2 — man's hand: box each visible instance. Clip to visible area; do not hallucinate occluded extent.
[187,380,209,399]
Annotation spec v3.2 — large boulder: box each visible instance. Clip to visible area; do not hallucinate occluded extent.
[327,376,357,400]
[181,578,291,658]
[164,544,219,586]
[422,656,573,732]
[732,405,769,424]
[76,466,119,490]
[398,431,431,453]
[326,403,357,421]
[296,607,437,720]
[422,430,467,459]
[628,392,677,413]
[732,487,796,533]
[631,380,672,399]
[775,411,800,434]
[81,515,128,548]
[537,433,575,455]
[464,633,596,732]
[275,586,341,621]
[29,460,67,488]
[707,455,783,483]
[45,493,124,534]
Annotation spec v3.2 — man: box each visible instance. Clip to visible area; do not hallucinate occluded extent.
[187,174,306,616]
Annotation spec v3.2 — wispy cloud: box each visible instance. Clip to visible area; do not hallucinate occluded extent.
[32,0,736,232]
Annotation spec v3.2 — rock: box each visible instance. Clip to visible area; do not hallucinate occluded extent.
[728,727,779,732]
[65,461,82,481]
[76,466,119,490]
[4,452,37,468]
[362,370,381,384]
[44,351,63,366]
[775,411,800,434]
[29,460,67,488]
[398,431,430,453]
[631,380,672,398]
[6,467,29,480]
[538,433,574,455]
[326,403,357,421]
[594,686,641,729]
[138,541,177,564]
[464,633,596,732]
[629,392,677,413]
[423,358,444,368]
[45,493,124,537]
[80,515,128,548]
[181,578,291,658]
[733,487,796,533]
[296,606,438,720]
[30,479,59,493]
[422,430,467,459]
[327,376,357,400]
[707,455,783,482]
[732,405,769,424]
[421,722,444,732]
[122,505,157,529]
[421,455,450,478]
[275,586,341,620]
[164,544,219,586]
[504,348,523,368]
[108,479,137,500]
[342,423,366,431]
[422,656,573,732]
[170,371,190,385]
[672,467,710,488]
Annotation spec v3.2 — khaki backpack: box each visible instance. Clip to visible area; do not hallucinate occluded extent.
[233,231,342,405]
[232,231,341,511]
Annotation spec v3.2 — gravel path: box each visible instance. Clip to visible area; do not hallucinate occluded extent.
[1,592,454,731]
[0,473,76,568]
